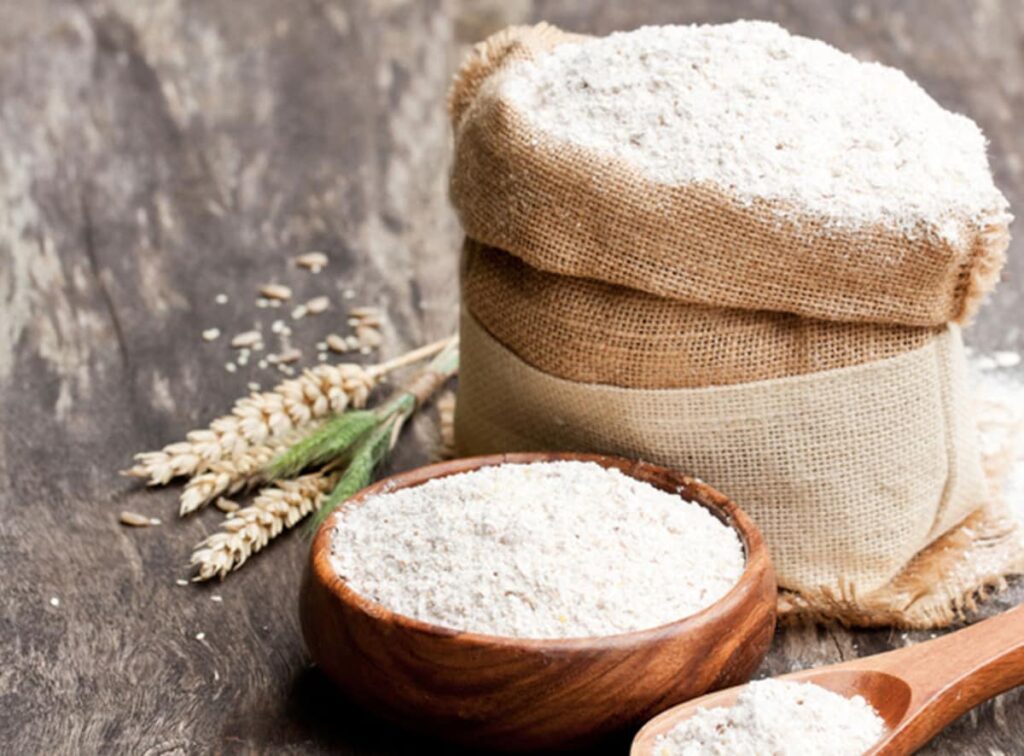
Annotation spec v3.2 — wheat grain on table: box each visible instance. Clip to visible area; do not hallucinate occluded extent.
[1,0,1021,753]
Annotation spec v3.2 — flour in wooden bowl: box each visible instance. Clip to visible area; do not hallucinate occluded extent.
[499,21,1008,243]
[328,461,744,639]
[653,679,885,756]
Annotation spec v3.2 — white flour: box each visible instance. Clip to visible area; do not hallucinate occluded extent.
[500,22,1008,242]
[653,679,885,756]
[329,461,744,639]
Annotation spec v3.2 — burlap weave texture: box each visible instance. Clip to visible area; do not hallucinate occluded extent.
[463,240,939,389]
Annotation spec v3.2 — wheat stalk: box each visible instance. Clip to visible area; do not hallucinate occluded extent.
[188,338,461,579]
[190,471,337,580]
[124,338,453,485]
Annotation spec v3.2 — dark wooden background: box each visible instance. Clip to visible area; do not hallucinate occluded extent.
[1,1,1021,753]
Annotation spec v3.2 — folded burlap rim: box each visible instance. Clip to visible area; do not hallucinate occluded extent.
[449,23,1010,328]
[463,239,941,389]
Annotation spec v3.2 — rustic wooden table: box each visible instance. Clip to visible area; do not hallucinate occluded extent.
[2,1,1022,753]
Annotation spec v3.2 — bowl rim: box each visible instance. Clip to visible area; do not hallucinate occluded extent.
[308,451,774,651]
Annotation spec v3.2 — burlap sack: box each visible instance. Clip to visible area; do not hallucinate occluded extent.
[449,24,1010,327]
[463,240,939,389]
[455,309,1003,625]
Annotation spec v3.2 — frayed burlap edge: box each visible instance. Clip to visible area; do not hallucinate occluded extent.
[777,500,1023,629]
[954,217,1011,325]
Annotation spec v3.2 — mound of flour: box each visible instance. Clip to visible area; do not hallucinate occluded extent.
[329,461,744,639]
[500,21,1008,242]
[653,679,885,756]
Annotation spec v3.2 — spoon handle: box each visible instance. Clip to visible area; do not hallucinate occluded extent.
[872,603,1024,753]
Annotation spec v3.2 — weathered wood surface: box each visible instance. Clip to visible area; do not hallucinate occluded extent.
[0,1,1021,753]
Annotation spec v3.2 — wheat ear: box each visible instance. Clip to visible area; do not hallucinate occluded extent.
[177,426,318,516]
[124,338,453,485]
[190,471,337,580]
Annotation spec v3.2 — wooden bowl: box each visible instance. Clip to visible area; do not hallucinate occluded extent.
[299,452,777,752]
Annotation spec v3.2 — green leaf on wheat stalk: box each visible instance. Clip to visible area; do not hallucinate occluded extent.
[307,419,396,531]
[266,410,378,480]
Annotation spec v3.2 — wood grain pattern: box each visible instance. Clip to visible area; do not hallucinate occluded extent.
[0,1,1021,753]
[632,603,1024,755]
[301,452,776,752]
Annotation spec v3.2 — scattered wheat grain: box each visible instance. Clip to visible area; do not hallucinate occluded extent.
[349,306,381,318]
[296,251,329,270]
[260,284,292,301]
[231,331,262,348]
[356,325,382,348]
[202,328,221,342]
[120,511,153,527]
[306,296,330,314]
[326,334,348,353]
[275,348,302,364]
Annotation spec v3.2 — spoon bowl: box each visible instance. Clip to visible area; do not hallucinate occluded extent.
[300,451,777,752]
[632,603,1024,755]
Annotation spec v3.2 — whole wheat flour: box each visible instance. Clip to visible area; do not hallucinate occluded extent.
[500,21,1007,243]
[329,461,744,639]
[653,679,885,756]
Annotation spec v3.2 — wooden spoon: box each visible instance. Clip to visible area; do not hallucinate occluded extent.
[632,603,1024,755]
